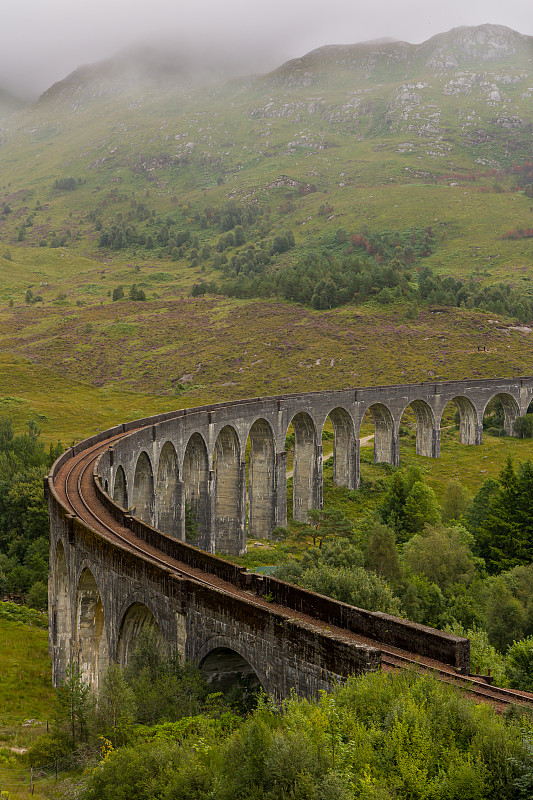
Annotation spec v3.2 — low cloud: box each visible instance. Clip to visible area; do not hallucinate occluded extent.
[0,0,531,98]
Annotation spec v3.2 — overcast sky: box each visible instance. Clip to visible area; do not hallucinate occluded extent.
[1,0,532,98]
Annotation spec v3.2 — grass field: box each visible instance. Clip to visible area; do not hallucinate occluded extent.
[1,297,532,423]
[0,614,53,800]
[0,354,179,444]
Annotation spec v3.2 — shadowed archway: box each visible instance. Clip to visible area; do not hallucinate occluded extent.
[113,465,128,509]
[156,442,183,539]
[484,392,521,437]
[132,452,154,524]
[214,426,245,555]
[326,407,358,489]
[401,399,439,458]
[200,647,263,705]
[247,419,276,539]
[451,396,481,445]
[76,568,108,690]
[117,603,163,669]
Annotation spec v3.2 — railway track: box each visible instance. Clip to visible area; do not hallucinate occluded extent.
[53,430,533,712]
[380,653,533,710]
[61,432,225,591]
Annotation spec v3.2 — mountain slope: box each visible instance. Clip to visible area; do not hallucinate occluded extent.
[0,24,529,275]
[0,25,531,401]
[0,85,25,119]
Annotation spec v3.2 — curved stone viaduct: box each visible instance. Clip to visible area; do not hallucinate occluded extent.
[47,377,533,705]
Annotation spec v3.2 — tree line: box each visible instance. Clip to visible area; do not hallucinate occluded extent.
[273,444,533,692]
[192,225,533,322]
[0,418,62,608]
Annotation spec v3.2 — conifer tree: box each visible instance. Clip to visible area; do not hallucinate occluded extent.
[379,464,425,537]
[96,663,135,746]
[515,460,533,563]
[364,522,401,583]
[466,477,499,543]
[403,482,441,535]
[479,457,521,572]
[53,661,90,747]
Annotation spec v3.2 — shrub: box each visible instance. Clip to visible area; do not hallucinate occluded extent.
[53,177,77,191]
[514,415,533,439]
[505,637,533,691]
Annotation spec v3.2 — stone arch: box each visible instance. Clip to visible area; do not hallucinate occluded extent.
[400,399,439,458]
[366,403,397,465]
[76,568,108,690]
[247,418,276,539]
[214,425,245,555]
[116,602,163,669]
[484,392,520,437]
[449,396,481,445]
[52,540,70,685]
[325,407,358,489]
[183,432,210,550]
[113,465,128,509]
[156,441,183,539]
[201,648,263,696]
[132,451,154,524]
[198,638,267,694]
[288,412,320,522]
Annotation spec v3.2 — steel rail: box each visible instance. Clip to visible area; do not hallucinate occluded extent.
[381,654,533,708]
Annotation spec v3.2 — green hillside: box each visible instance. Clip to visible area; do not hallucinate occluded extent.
[0,23,531,419]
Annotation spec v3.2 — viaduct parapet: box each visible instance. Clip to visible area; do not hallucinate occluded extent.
[47,377,533,704]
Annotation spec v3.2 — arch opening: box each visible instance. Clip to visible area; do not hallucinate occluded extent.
[326,407,358,489]
[117,603,163,669]
[113,465,128,509]
[214,425,245,555]
[289,412,320,522]
[76,568,108,690]
[52,541,70,685]
[183,433,210,549]
[156,442,183,539]
[483,393,520,438]
[451,396,480,445]
[200,647,263,707]
[399,400,438,459]
[246,419,276,539]
[365,403,397,465]
[132,452,155,524]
